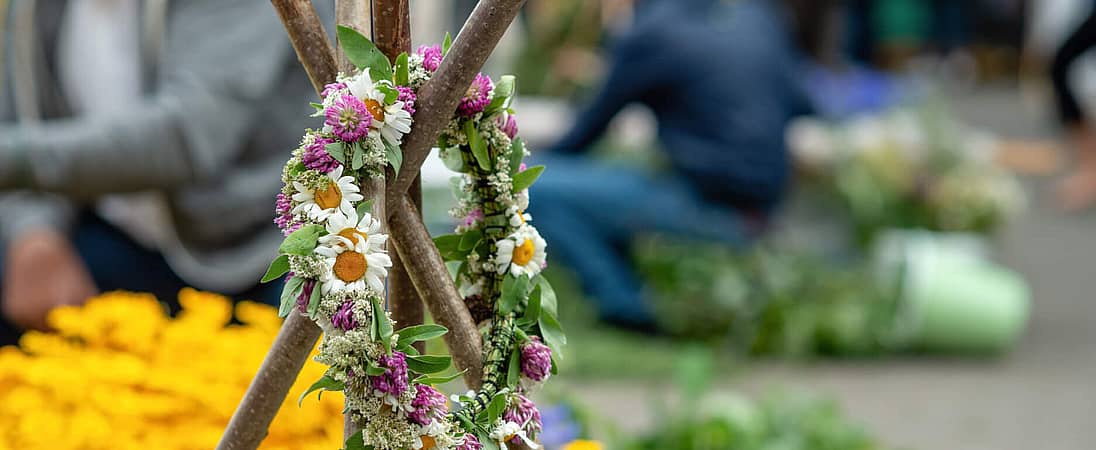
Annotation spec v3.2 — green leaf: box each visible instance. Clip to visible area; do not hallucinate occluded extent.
[508,139,525,176]
[499,274,530,315]
[539,311,567,358]
[414,369,467,385]
[385,139,403,175]
[310,101,324,111]
[517,285,542,329]
[298,374,344,406]
[372,296,393,352]
[336,25,392,80]
[365,364,388,376]
[479,434,499,450]
[406,355,452,374]
[306,281,323,318]
[394,52,410,86]
[326,142,347,165]
[534,275,558,317]
[433,234,463,257]
[279,224,324,256]
[439,147,466,172]
[278,276,305,318]
[485,390,508,423]
[352,142,366,170]
[459,229,482,251]
[396,324,449,350]
[355,199,375,219]
[484,75,516,114]
[261,254,290,283]
[442,32,453,55]
[464,120,491,171]
[343,430,367,450]
[376,83,399,104]
[507,343,521,387]
[511,165,545,193]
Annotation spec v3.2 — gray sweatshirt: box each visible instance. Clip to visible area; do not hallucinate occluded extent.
[0,0,324,293]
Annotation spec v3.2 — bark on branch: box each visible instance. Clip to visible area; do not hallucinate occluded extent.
[389,193,485,388]
[270,0,337,94]
[336,0,375,439]
[372,0,426,354]
[217,312,322,450]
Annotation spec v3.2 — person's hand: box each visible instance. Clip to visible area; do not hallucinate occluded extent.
[2,229,97,330]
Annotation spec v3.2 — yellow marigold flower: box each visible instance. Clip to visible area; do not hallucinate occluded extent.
[562,440,604,450]
[0,290,344,449]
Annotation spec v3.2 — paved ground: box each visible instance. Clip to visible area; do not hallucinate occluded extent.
[563,85,1096,450]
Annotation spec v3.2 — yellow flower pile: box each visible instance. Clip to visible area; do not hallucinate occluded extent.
[0,289,344,450]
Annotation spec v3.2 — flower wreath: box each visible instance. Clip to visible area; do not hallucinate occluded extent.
[263,28,563,450]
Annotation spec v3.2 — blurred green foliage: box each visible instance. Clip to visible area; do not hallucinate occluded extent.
[634,237,900,357]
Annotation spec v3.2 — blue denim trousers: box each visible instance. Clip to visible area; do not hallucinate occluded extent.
[527,155,757,328]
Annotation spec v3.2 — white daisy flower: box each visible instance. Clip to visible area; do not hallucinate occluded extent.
[414,421,456,450]
[507,205,532,228]
[489,421,538,450]
[291,166,363,222]
[317,238,392,294]
[319,209,387,252]
[494,225,547,277]
[347,70,413,145]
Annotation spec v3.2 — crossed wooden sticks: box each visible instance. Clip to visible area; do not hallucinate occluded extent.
[217,1,526,448]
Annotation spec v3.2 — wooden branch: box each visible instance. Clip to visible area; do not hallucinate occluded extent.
[371,0,411,61]
[336,0,374,439]
[389,194,484,388]
[217,312,321,450]
[372,0,425,353]
[270,0,337,94]
[386,0,527,201]
[387,177,425,353]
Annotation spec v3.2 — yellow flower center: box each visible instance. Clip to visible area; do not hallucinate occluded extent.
[314,182,342,210]
[337,228,370,246]
[419,435,437,450]
[333,251,367,282]
[512,239,535,266]
[364,99,386,121]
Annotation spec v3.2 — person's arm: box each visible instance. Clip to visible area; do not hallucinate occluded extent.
[0,0,292,197]
[547,29,664,154]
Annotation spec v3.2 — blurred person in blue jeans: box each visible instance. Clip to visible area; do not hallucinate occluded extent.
[0,0,319,344]
[529,0,832,330]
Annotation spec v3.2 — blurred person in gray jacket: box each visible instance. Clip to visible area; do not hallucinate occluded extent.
[0,0,318,341]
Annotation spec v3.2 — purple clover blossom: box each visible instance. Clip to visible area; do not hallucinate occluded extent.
[520,336,552,382]
[417,44,443,72]
[301,135,340,173]
[502,394,542,440]
[456,433,483,450]
[294,277,316,314]
[324,94,373,142]
[519,162,527,172]
[370,351,410,397]
[457,73,493,117]
[321,81,346,99]
[331,300,358,331]
[396,85,417,115]
[498,114,518,139]
[274,193,297,235]
[408,385,448,425]
[462,208,484,227]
